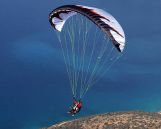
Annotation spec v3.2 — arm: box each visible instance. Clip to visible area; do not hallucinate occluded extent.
[73,96,76,101]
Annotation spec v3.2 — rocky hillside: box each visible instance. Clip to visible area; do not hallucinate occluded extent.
[42,111,161,129]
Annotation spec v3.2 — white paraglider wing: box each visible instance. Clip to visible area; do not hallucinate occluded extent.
[49,5,125,51]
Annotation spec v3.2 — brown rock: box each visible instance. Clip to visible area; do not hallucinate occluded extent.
[42,111,161,129]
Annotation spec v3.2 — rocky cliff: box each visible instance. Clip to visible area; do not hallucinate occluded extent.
[42,111,161,129]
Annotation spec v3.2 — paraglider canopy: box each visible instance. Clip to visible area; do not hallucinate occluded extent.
[49,5,126,99]
[49,5,125,52]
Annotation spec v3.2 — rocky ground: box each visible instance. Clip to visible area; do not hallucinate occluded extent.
[41,111,161,129]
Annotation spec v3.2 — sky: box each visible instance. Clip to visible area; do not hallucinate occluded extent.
[0,0,161,129]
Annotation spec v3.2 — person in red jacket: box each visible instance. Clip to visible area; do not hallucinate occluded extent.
[68,98,82,116]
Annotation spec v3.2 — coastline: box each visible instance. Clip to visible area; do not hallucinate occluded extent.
[41,111,161,129]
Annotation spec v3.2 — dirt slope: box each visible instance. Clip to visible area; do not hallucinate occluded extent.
[42,111,161,129]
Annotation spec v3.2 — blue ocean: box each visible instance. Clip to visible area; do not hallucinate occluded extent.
[0,0,161,129]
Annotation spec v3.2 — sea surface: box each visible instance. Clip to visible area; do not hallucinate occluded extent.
[0,0,161,129]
